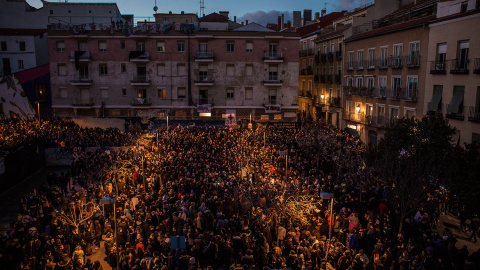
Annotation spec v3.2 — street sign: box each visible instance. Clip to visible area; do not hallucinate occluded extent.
[279,151,288,155]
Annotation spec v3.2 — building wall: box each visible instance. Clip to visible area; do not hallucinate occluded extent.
[0,35,40,75]
[49,30,299,121]
[343,25,429,144]
[425,12,480,144]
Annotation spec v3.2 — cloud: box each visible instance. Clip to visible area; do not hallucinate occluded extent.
[237,10,292,27]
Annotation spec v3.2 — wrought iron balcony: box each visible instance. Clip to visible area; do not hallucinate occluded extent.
[430,61,446,74]
[449,59,469,74]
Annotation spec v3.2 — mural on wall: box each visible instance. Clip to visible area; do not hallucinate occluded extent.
[0,75,36,119]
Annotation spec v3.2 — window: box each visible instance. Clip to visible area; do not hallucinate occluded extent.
[226,64,235,77]
[56,41,65,52]
[177,64,186,76]
[380,46,388,67]
[330,43,334,53]
[246,41,253,53]
[346,101,352,113]
[436,43,446,63]
[357,50,364,68]
[157,41,165,52]
[157,64,165,76]
[227,41,235,52]
[58,64,67,76]
[378,76,387,96]
[377,105,385,125]
[122,88,127,96]
[392,76,402,97]
[158,88,166,99]
[346,77,353,87]
[245,87,253,100]
[458,40,469,68]
[101,88,109,99]
[50,10,53,15]
[19,41,26,51]
[136,41,145,51]
[356,77,364,88]
[98,41,107,52]
[120,40,125,49]
[367,77,374,89]
[405,108,415,118]
[177,87,186,99]
[137,89,147,99]
[59,87,67,98]
[227,88,234,99]
[245,65,253,76]
[366,104,373,117]
[393,44,403,57]
[269,65,278,80]
[348,51,354,69]
[198,65,208,80]
[390,106,399,121]
[177,41,185,52]
[99,64,108,75]
[268,89,277,104]
[368,48,375,68]
[406,76,418,99]
[408,42,420,64]
[121,63,126,73]
[17,60,24,69]
[0,41,6,51]
[268,43,278,57]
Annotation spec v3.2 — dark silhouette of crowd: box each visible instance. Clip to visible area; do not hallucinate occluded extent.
[1,120,479,270]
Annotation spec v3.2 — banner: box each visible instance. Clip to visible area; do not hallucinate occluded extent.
[197,104,211,113]
[225,109,237,126]
[265,104,281,113]
[0,157,4,175]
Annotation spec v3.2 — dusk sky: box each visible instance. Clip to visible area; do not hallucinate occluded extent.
[25,0,373,25]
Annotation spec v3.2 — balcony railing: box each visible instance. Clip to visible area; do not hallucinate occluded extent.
[334,75,342,84]
[300,69,306,75]
[328,52,334,62]
[446,105,465,120]
[314,75,319,82]
[263,74,283,84]
[131,75,151,84]
[449,59,469,74]
[331,97,341,107]
[308,48,315,56]
[131,97,152,106]
[326,75,333,84]
[430,61,446,74]
[306,66,313,75]
[389,56,403,68]
[72,98,93,106]
[468,106,480,122]
[370,115,386,127]
[196,97,213,105]
[320,75,326,83]
[427,102,444,116]
[264,52,283,61]
[367,59,376,69]
[406,54,420,67]
[129,51,150,62]
[474,58,480,74]
[372,87,387,98]
[357,60,365,70]
[70,75,92,85]
[321,53,327,62]
[194,75,214,84]
[69,50,91,61]
[386,87,417,101]
[300,50,307,57]
[377,58,389,69]
[344,86,375,97]
[335,51,342,61]
[315,54,321,63]
[195,51,214,60]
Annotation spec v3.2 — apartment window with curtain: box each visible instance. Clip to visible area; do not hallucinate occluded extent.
[457,40,469,68]
[158,88,166,99]
[19,41,26,51]
[348,52,354,69]
[368,48,375,68]
[407,76,418,99]
[56,41,65,52]
[268,89,277,104]
[1,41,7,51]
[380,46,388,67]
[245,41,253,53]
[156,41,165,52]
[227,41,235,53]
[226,88,235,99]
[357,50,364,68]
[177,41,185,52]
[98,41,107,52]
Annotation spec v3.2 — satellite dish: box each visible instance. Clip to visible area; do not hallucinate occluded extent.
[153,6,158,12]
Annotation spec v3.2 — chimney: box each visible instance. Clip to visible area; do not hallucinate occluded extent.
[246,20,248,25]
[181,11,184,14]
[219,11,229,18]
[303,9,312,23]
[169,11,172,14]
[314,12,320,21]
[234,16,236,23]
[287,21,291,28]
[281,14,285,30]
[321,9,326,17]
[277,16,281,31]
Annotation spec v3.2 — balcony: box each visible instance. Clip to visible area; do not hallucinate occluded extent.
[321,53,327,62]
[72,98,93,106]
[449,59,469,74]
[406,54,420,68]
[69,51,91,62]
[446,105,465,120]
[328,52,334,62]
[377,59,389,69]
[386,87,417,101]
[367,60,376,70]
[315,54,321,63]
[129,51,150,62]
[326,75,333,84]
[357,60,365,70]
[474,59,480,74]
[300,50,307,57]
[347,61,358,70]
[130,75,151,86]
[196,97,213,105]
[70,75,92,86]
[427,102,444,116]
[263,74,283,86]
[314,75,319,82]
[389,56,403,69]
[468,106,480,122]
[372,87,387,98]
[263,52,283,62]
[308,48,315,56]
[430,61,446,74]
[306,66,313,75]
[335,51,342,61]
[334,75,342,84]
[195,51,214,62]
[131,97,152,106]
[331,97,341,107]
[194,75,214,86]
[320,75,326,83]
[345,86,375,97]
[370,115,386,127]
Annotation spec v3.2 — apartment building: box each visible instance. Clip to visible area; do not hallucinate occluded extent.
[342,2,436,145]
[425,0,480,144]
[48,21,300,122]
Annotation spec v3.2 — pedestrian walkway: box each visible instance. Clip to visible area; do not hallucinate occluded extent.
[437,213,480,253]
[86,241,110,269]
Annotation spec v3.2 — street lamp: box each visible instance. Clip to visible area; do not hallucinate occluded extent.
[321,192,334,260]
[134,152,146,193]
[259,129,266,148]
[279,150,288,183]
[35,101,40,123]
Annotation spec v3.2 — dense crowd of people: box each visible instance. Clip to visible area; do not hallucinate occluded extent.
[0,120,479,270]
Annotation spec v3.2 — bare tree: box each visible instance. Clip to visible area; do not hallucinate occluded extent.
[58,201,95,233]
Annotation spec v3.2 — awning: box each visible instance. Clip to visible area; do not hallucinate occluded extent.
[428,86,442,111]
[447,87,464,114]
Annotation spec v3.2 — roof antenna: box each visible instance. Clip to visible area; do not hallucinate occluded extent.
[153,0,158,13]
[200,0,205,17]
